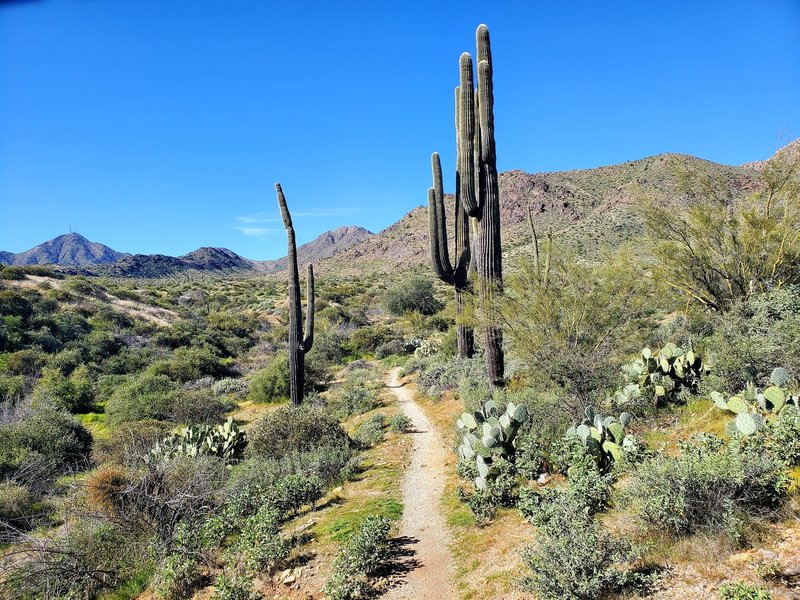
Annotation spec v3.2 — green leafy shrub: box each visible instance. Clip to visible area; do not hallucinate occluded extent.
[211,377,249,398]
[105,372,180,424]
[237,505,288,573]
[382,276,442,316]
[352,413,386,447]
[387,413,411,433]
[520,501,640,600]
[323,515,391,600]
[0,401,92,478]
[248,352,290,403]
[247,405,349,460]
[169,389,232,424]
[718,581,773,600]
[0,481,34,532]
[329,369,379,419]
[626,435,787,536]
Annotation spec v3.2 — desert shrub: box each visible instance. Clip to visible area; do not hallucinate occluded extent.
[104,346,156,375]
[105,372,180,424]
[145,346,219,383]
[349,325,392,355]
[382,276,442,316]
[642,154,800,311]
[626,435,787,536]
[520,501,640,600]
[0,480,34,532]
[0,373,26,402]
[387,413,411,433]
[33,363,94,413]
[236,505,288,574]
[92,419,171,466]
[767,405,800,465]
[323,515,391,600]
[86,465,129,513]
[248,352,290,403]
[0,266,26,280]
[501,249,657,414]
[0,401,92,479]
[717,581,773,600]
[168,389,232,424]
[413,354,485,398]
[153,550,203,600]
[247,405,349,460]
[703,285,800,393]
[267,473,324,515]
[212,377,249,398]
[211,572,257,600]
[329,369,379,419]
[374,338,412,358]
[118,455,227,544]
[4,348,47,376]
[3,520,146,599]
[352,413,386,447]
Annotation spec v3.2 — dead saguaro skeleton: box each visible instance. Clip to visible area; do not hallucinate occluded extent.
[275,183,315,404]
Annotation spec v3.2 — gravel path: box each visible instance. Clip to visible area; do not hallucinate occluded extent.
[384,367,457,599]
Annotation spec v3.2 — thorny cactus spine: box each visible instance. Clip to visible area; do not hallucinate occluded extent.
[428,151,474,358]
[276,183,315,405]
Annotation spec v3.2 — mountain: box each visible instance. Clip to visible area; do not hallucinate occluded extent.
[255,225,375,273]
[321,149,775,276]
[2,233,128,267]
[1,226,374,278]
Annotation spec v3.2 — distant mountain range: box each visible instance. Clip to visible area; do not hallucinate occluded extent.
[0,226,374,278]
[4,140,796,279]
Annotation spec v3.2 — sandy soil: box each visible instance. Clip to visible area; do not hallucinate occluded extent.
[383,368,458,599]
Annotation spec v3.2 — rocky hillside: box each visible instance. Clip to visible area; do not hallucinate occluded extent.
[0,233,128,267]
[322,150,769,276]
[256,225,374,274]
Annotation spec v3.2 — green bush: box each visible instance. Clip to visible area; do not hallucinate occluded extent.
[0,401,92,478]
[237,505,288,574]
[352,414,386,447]
[718,581,773,600]
[329,369,379,419]
[248,352,290,403]
[247,405,349,460]
[520,501,640,600]
[0,481,34,532]
[105,372,180,424]
[382,276,442,316]
[626,435,787,536]
[323,515,391,600]
[33,364,94,413]
[168,389,232,424]
[387,413,411,433]
[149,345,227,383]
[767,405,800,465]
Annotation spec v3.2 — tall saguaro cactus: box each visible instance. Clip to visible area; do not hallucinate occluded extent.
[276,183,315,405]
[428,151,474,358]
[457,24,504,386]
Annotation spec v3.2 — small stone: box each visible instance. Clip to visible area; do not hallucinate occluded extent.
[283,574,296,585]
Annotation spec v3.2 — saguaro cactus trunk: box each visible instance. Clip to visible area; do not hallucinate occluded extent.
[428,151,474,358]
[451,24,504,386]
[276,183,315,405]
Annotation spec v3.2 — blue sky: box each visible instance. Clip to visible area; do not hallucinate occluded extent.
[1,0,798,259]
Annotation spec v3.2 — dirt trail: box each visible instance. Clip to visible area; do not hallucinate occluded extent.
[384,367,457,599]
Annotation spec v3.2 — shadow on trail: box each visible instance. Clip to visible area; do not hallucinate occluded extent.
[377,535,423,590]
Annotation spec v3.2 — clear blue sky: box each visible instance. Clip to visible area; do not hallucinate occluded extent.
[1,0,798,259]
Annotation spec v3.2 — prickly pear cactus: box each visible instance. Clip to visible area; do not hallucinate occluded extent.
[145,417,247,465]
[565,406,637,472]
[616,343,706,406]
[457,400,529,490]
[712,368,798,437]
